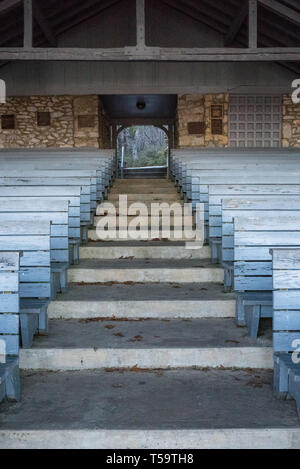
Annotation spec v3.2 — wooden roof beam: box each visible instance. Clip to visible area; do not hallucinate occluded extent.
[225,1,248,45]
[161,0,228,34]
[0,46,300,61]
[0,0,20,14]
[258,0,300,26]
[33,1,56,46]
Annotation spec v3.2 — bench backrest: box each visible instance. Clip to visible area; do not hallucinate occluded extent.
[234,215,300,293]
[0,187,82,236]
[0,221,51,300]
[271,248,300,354]
[0,199,69,263]
[223,197,300,262]
[0,252,20,357]
[209,185,300,238]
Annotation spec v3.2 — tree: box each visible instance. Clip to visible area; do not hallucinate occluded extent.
[117,126,168,168]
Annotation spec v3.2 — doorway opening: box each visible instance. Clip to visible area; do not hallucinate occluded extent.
[117,125,169,173]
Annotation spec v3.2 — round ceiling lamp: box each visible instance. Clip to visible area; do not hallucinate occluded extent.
[136,100,146,110]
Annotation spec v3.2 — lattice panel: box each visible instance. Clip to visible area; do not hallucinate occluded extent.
[229,96,282,148]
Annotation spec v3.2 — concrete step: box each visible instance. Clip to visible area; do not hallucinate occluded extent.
[110,187,179,194]
[48,283,235,319]
[68,259,224,284]
[93,216,194,228]
[3,368,300,449]
[80,241,211,260]
[97,201,185,210]
[107,194,181,201]
[114,179,170,184]
[88,229,201,242]
[1,369,300,449]
[20,318,272,371]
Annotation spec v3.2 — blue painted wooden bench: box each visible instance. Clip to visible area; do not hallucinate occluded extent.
[0,251,21,403]
[233,215,300,339]
[0,221,51,349]
[272,248,300,417]
[0,151,115,201]
[0,186,81,265]
[208,184,300,264]
[222,197,300,292]
[192,172,300,244]
[0,177,92,244]
[0,199,70,298]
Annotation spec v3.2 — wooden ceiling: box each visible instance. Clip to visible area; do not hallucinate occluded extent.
[0,0,299,72]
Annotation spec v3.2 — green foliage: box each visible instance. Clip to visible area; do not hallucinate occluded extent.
[117,126,168,168]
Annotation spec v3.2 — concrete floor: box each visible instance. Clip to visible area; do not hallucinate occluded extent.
[0,369,300,449]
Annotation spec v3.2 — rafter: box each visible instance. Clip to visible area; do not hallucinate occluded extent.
[0,0,20,14]
[225,1,248,45]
[33,1,56,46]
[258,0,300,26]
[161,0,228,35]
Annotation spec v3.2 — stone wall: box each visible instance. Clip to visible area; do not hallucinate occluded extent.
[0,95,112,149]
[0,96,75,148]
[176,94,229,148]
[282,95,300,148]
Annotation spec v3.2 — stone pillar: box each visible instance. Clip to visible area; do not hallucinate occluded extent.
[73,95,100,148]
[176,93,228,148]
[282,95,300,148]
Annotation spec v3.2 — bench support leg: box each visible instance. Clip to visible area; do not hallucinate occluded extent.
[5,363,21,402]
[246,305,261,339]
[0,382,5,402]
[81,226,89,244]
[60,269,68,293]
[236,294,246,326]
[38,305,48,335]
[273,356,289,400]
[211,243,219,265]
[224,267,233,293]
[289,376,300,418]
[20,313,38,349]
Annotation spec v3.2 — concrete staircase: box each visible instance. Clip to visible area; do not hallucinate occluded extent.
[1,178,300,449]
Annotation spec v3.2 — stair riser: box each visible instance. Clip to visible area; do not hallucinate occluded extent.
[19,347,273,371]
[68,268,224,284]
[0,429,298,450]
[88,231,202,242]
[48,299,235,319]
[110,188,178,194]
[94,216,193,226]
[79,246,211,260]
[108,194,181,201]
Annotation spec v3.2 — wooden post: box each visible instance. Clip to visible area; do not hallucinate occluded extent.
[249,0,258,49]
[136,0,146,49]
[23,0,33,48]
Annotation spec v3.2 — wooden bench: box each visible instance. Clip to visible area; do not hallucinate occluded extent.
[0,251,21,402]
[272,248,300,417]
[222,197,300,292]
[0,177,92,242]
[234,215,300,338]
[0,151,115,200]
[0,199,70,298]
[0,221,51,348]
[209,184,300,263]
[0,186,81,264]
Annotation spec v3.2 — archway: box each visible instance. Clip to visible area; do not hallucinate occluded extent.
[116,124,173,177]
